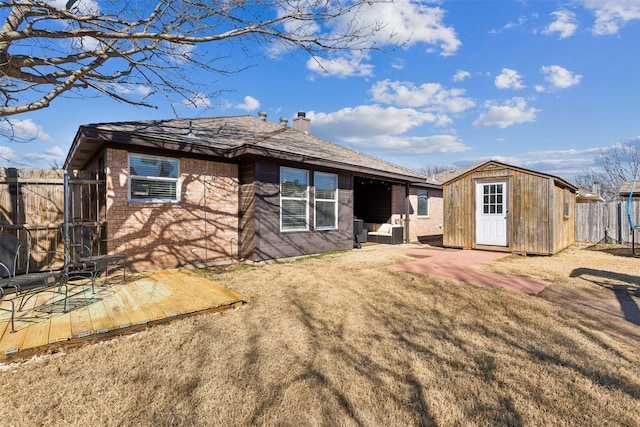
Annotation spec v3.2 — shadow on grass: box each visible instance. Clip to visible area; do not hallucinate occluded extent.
[570,267,640,326]
[226,254,640,425]
[584,242,640,258]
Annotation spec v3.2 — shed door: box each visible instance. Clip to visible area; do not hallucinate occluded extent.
[475,181,508,246]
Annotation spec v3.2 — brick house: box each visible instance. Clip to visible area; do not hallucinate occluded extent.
[64,114,442,271]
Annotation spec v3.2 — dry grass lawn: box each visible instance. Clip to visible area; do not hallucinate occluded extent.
[0,243,639,426]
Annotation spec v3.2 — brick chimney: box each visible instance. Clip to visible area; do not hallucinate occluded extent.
[293,112,310,134]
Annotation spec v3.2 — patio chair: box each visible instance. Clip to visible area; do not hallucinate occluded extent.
[0,229,68,334]
[65,219,126,292]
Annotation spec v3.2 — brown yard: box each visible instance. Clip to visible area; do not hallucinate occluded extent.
[0,243,638,426]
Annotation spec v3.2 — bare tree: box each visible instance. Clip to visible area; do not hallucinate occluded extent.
[420,164,455,179]
[0,0,391,122]
[574,138,640,201]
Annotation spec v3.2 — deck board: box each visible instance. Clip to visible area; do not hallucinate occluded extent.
[21,292,53,349]
[68,285,96,337]
[1,269,244,358]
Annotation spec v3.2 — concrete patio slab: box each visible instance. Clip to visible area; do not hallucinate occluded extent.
[390,247,550,295]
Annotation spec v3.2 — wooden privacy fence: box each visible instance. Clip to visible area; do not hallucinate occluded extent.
[0,168,104,270]
[576,200,640,243]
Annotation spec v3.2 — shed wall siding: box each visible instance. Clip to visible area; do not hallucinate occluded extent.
[509,173,551,254]
[443,162,576,255]
[443,173,475,248]
[251,161,353,261]
[551,183,576,253]
[105,148,239,271]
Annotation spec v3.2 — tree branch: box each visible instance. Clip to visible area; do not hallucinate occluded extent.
[0,0,394,118]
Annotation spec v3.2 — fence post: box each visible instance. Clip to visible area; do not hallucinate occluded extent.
[63,172,69,273]
[617,202,623,243]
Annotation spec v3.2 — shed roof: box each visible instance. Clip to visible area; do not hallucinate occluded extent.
[436,160,577,191]
[619,181,640,197]
[433,163,479,184]
[65,115,439,186]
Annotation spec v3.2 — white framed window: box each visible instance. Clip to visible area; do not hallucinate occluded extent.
[129,153,180,202]
[564,188,570,218]
[417,189,429,216]
[280,167,309,231]
[315,172,338,230]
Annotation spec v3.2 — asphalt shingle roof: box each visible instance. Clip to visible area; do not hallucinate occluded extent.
[66,115,438,185]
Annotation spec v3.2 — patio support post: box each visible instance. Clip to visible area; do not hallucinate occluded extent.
[404,183,410,243]
[63,172,70,274]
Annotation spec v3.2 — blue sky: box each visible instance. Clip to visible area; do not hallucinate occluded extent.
[1,0,639,182]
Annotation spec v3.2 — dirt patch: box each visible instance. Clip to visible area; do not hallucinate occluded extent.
[0,243,638,425]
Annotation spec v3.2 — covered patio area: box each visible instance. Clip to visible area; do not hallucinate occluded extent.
[0,268,244,359]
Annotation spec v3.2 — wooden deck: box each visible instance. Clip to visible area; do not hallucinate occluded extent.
[0,268,244,360]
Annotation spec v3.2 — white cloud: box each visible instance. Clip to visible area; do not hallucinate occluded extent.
[540,65,582,90]
[339,0,461,56]
[309,105,438,138]
[453,70,471,82]
[0,119,51,141]
[543,10,578,38]
[164,42,196,63]
[306,52,374,78]
[303,0,461,74]
[495,68,526,90]
[183,93,212,109]
[581,0,640,35]
[235,96,260,112]
[24,146,66,166]
[0,146,18,165]
[48,0,100,14]
[352,134,470,155]
[473,98,539,129]
[370,80,475,117]
[71,36,101,51]
[111,84,153,98]
[391,58,405,70]
[307,105,470,155]
[489,16,527,34]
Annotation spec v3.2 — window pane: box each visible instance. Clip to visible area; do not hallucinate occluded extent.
[282,200,307,230]
[281,169,308,198]
[417,198,427,216]
[417,189,429,216]
[130,155,178,179]
[315,173,337,200]
[316,201,336,228]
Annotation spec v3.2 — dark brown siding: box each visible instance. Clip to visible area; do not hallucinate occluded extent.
[250,160,353,261]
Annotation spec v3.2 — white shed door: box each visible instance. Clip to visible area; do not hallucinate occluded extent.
[475,181,508,246]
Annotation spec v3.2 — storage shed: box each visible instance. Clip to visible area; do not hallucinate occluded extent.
[440,161,577,255]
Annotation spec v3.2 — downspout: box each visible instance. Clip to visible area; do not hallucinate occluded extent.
[404,183,410,243]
